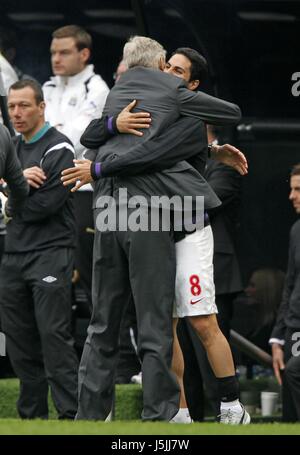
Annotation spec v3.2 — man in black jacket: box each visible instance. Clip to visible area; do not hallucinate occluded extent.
[62,37,245,422]
[0,80,78,419]
[270,163,300,422]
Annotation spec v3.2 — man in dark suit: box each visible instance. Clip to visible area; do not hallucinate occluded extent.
[270,163,300,422]
[62,37,243,422]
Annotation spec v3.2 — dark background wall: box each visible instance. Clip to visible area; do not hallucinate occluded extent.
[0,0,136,87]
[237,130,300,281]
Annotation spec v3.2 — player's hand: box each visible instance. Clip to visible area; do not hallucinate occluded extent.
[272,343,285,385]
[116,100,151,136]
[72,269,80,284]
[211,144,248,175]
[61,159,93,192]
[23,166,46,188]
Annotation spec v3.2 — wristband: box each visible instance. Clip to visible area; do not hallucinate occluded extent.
[90,162,102,180]
[107,116,116,134]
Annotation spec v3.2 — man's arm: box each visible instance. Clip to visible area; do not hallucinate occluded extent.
[80,100,151,149]
[270,298,287,386]
[80,117,112,150]
[271,343,285,385]
[81,86,242,151]
[270,234,295,342]
[99,116,206,177]
[21,146,74,223]
[81,97,244,175]
[83,99,245,176]
[269,237,295,384]
[63,108,247,190]
[1,126,29,215]
[63,116,204,190]
[178,86,241,125]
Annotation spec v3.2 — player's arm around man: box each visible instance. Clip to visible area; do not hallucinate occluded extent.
[61,103,247,191]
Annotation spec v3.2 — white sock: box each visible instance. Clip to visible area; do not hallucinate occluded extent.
[220,399,242,412]
[170,408,192,423]
[105,410,113,422]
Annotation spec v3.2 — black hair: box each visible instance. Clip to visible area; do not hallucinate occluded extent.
[291,163,300,177]
[172,47,208,82]
[9,79,44,104]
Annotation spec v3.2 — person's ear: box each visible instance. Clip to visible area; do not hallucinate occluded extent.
[158,57,166,71]
[39,101,46,116]
[80,48,90,64]
[188,79,200,91]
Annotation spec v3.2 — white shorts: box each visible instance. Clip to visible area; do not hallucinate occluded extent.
[173,225,218,318]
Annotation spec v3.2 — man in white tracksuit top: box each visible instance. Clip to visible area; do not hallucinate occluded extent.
[43,25,109,307]
[43,25,109,159]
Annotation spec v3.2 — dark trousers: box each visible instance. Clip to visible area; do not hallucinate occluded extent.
[177,293,236,419]
[0,235,4,331]
[77,212,180,421]
[73,191,94,310]
[282,327,300,422]
[116,296,141,383]
[177,318,205,421]
[0,247,79,419]
[0,235,4,264]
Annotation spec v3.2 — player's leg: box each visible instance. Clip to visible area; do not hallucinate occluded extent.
[176,226,250,424]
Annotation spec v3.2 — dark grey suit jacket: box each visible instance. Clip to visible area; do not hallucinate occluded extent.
[271,219,300,341]
[91,67,241,210]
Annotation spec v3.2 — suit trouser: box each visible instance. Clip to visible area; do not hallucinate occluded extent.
[77,211,180,421]
[282,328,300,422]
[0,247,79,419]
[116,296,141,382]
[73,191,94,310]
[0,235,4,264]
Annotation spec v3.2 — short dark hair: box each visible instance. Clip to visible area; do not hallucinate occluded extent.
[172,47,208,83]
[52,25,92,51]
[9,79,44,104]
[291,163,300,177]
